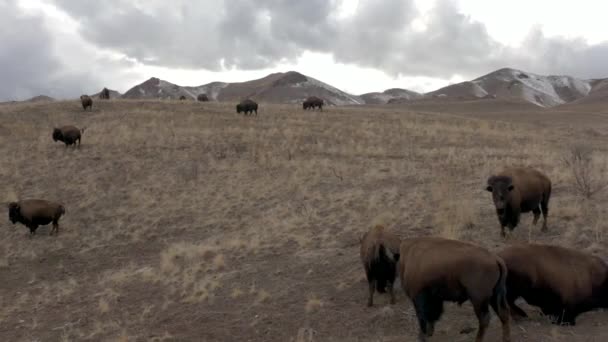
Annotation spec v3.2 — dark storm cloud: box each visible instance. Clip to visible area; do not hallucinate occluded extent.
[3,0,608,100]
[0,1,140,101]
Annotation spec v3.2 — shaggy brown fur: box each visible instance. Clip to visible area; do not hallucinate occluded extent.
[52,125,85,147]
[303,96,324,111]
[179,95,187,100]
[399,237,511,342]
[80,95,93,110]
[197,94,209,102]
[8,199,65,236]
[100,88,110,100]
[486,167,552,237]
[498,243,608,325]
[359,225,401,307]
[236,99,258,116]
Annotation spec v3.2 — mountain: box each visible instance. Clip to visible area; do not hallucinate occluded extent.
[92,88,122,99]
[426,68,592,107]
[25,95,55,102]
[360,88,422,104]
[568,78,608,106]
[121,71,363,105]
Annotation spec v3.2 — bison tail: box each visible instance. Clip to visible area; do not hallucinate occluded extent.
[492,258,509,314]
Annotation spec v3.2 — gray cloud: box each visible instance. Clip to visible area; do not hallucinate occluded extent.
[2,0,608,100]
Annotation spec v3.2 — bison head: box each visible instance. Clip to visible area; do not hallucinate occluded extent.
[236,104,242,113]
[486,176,514,215]
[8,202,20,224]
[52,128,63,142]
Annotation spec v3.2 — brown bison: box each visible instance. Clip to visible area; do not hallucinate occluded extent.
[486,167,552,237]
[400,237,511,342]
[8,199,65,236]
[80,95,93,110]
[197,94,209,102]
[53,125,85,147]
[236,99,258,116]
[179,95,187,100]
[303,96,324,110]
[100,87,110,99]
[498,243,608,325]
[360,225,401,307]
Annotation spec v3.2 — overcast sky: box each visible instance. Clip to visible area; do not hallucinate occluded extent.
[2,0,608,100]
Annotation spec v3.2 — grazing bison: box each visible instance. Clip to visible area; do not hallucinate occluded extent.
[486,167,552,237]
[197,94,209,102]
[236,99,258,116]
[8,199,65,236]
[360,225,401,307]
[400,237,511,342]
[179,95,187,100]
[53,125,85,147]
[100,87,110,99]
[80,95,93,111]
[303,96,324,111]
[498,243,608,325]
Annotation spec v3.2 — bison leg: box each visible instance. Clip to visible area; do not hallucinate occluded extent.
[532,207,541,225]
[388,281,396,305]
[51,220,59,235]
[413,291,443,339]
[473,300,491,342]
[540,198,549,232]
[367,278,375,307]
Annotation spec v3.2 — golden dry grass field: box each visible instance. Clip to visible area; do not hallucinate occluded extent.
[1,98,608,341]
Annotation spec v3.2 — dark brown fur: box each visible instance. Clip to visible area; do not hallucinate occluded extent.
[8,199,65,236]
[52,125,84,147]
[303,96,324,111]
[400,237,511,342]
[236,99,258,116]
[100,88,110,99]
[486,167,552,237]
[197,94,209,102]
[179,95,187,100]
[80,95,93,110]
[359,225,401,307]
[498,243,608,325]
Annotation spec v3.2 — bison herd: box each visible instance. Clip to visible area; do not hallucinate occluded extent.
[5,94,604,341]
[360,166,608,341]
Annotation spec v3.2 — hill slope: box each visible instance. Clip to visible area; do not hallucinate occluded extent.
[427,68,592,107]
[121,72,363,105]
[360,88,422,104]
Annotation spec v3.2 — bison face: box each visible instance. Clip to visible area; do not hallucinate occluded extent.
[486,180,514,214]
[236,104,243,113]
[52,128,63,142]
[8,202,20,224]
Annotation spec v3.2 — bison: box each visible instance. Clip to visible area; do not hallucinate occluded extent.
[8,199,65,236]
[53,125,85,147]
[360,225,401,307]
[80,95,93,111]
[197,94,209,102]
[400,237,511,342]
[486,167,552,237]
[498,243,608,325]
[303,96,324,111]
[100,88,110,100]
[179,95,187,101]
[236,99,258,116]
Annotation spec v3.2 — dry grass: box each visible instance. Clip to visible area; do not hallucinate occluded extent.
[1,99,608,341]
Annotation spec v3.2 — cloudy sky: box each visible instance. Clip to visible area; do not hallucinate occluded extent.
[2,0,608,100]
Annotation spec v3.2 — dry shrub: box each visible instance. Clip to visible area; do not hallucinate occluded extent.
[431,178,478,239]
[561,145,608,199]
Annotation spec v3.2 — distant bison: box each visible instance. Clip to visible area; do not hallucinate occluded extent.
[359,225,401,307]
[80,95,93,111]
[498,243,608,325]
[236,99,258,116]
[486,167,552,237]
[399,237,511,342]
[8,199,65,236]
[197,94,209,102]
[100,87,110,99]
[53,125,85,147]
[179,95,187,101]
[303,96,324,111]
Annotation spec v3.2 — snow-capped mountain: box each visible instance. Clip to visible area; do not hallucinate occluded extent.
[359,88,422,104]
